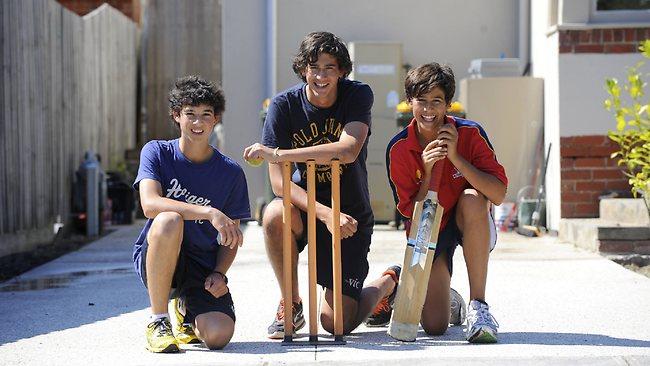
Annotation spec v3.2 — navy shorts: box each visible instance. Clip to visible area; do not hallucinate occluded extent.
[418,208,497,276]
[134,237,236,323]
[296,210,371,301]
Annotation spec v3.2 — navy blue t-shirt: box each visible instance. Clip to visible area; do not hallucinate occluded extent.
[132,139,250,273]
[261,79,374,232]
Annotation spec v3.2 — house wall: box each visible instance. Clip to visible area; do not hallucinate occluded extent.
[531,0,561,230]
[557,51,645,218]
[229,0,519,213]
[559,53,645,137]
[533,0,649,225]
[273,0,520,95]
[559,135,629,218]
[222,0,523,215]
[220,0,268,212]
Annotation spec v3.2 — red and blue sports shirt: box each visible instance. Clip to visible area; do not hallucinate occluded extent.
[385,116,508,232]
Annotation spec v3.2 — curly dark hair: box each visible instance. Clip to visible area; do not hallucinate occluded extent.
[405,63,455,103]
[169,75,225,124]
[292,31,353,82]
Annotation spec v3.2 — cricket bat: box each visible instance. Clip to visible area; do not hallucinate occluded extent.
[388,159,445,342]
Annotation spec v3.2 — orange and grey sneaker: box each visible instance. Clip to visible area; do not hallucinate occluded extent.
[170,297,201,344]
[267,299,305,339]
[145,317,180,353]
[364,265,401,327]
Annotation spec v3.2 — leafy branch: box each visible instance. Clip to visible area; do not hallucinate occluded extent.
[605,39,650,218]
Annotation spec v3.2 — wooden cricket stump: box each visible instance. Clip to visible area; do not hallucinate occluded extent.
[281,160,346,346]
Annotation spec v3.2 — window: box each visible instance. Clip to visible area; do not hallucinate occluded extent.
[591,0,650,22]
[596,0,650,11]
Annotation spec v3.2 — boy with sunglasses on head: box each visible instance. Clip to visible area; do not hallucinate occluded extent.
[384,63,508,343]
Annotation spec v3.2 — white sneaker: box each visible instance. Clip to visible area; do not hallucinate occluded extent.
[465,299,499,343]
[449,288,467,325]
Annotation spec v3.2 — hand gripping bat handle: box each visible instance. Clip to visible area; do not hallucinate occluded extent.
[428,119,450,192]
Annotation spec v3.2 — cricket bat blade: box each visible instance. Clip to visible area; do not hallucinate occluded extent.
[388,191,443,341]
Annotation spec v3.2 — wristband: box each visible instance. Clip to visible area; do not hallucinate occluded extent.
[211,271,228,284]
[273,147,280,158]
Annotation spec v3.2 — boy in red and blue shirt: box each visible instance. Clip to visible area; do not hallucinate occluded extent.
[383,63,507,343]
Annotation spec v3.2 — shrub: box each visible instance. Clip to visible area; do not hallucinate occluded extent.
[605,39,650,219]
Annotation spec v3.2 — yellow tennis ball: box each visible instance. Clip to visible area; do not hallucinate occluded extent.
[246,157,264,167]
[396,100,412,113]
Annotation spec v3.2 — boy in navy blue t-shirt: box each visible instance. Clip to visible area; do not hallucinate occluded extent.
[133,76,250,352]
[243,32,399,338]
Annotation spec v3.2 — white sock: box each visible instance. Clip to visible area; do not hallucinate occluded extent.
[149,313,168,322]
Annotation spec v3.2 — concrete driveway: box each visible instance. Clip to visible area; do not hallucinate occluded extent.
[1,222,649,365]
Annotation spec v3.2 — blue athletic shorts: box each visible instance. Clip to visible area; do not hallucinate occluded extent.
[134,237,236,323]
[296,210,371,301]
[415,208,497,276]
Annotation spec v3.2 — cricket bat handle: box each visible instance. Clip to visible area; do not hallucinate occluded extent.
[429,158,444,191]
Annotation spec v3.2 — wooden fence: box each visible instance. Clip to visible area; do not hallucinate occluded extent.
[140,0,221,142]
[0,0,138,244]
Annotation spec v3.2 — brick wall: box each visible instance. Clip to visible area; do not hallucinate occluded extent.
[57,0,140,23]
[559,28,649,54]
[600,239,650,254]
[561,135,630,218]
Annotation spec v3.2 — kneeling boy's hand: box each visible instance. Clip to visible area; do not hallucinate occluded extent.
[436,123,459,161]
[204,272,229,298]
[243,143,276,163]
[422,140,447,173]
[322,210,358,239]
[210,209,243,249]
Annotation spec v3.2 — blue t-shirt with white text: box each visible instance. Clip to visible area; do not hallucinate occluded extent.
[132,139,250,273]
[261,79,374,233]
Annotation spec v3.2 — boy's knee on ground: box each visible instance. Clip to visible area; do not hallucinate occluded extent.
[320,312,335,333]
[422,261,451,336]
[421,318,448,336]
[320,294,358,334]
[195,313,234,350]
[203,333,230,350]
[319,311,356,335]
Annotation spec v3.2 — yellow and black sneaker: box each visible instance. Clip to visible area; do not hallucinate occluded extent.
[170,297,201,344]
[145,317,180,353]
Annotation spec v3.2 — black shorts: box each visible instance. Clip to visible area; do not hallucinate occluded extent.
[419,208,497,276]
[296,211,371,301]
[135,237,236,323]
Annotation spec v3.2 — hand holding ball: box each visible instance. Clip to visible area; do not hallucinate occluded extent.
[242,143,268,167]
[245,157,264,167]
